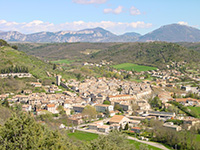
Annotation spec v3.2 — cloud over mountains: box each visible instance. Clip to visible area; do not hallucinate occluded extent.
[0,20,152,34]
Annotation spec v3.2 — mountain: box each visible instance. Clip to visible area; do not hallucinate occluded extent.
[139,24,200,42]
[0,27,116,43]
[2,24,200,42]
[0,27,141,43]
[101,32,141,42]
[0,31,26,41]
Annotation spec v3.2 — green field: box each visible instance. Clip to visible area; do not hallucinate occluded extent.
[51,59,75,64]
[67,131,99,141]
[112,63,157,72]
[67,131,161,150]
[196,134,200,142]
[128,140,162,150]
[188,106,200,117]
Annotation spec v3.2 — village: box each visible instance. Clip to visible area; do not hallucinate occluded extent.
[0,66,200,142]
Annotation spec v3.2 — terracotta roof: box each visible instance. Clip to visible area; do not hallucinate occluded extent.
[175,98,187,102]
[175,98,198,102]
[98,125,110,129]
[95,104,110,107]
[131,127,141,130]
[109,115,125,123]
[47,104,55,108]
[108,95,131,98]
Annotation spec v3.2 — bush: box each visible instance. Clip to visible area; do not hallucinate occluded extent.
[103,100,111,105]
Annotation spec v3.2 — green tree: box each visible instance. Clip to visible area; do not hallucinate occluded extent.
[124,123,129,130]
[114,104,121,111]
[117,87,123,94]
[57,105,65,115]
[82,105,97,121]
[0,112,72,150]
[53,64,57,70]
[149,96,162,109]
[11,45,18,50]
[103,100,111,105]
[90,130,135,150]
[105,108,110,118]
[0,39,9,46]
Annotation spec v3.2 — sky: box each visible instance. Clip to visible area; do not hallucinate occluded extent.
[0,0,199,35]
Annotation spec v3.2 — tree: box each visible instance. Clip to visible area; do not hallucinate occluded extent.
[131,103,139,112]
[124,123,129,130]
[0,39,9,46]
[53,64,57,70]
[117,87,123,94]
[149,96,162,109]
[0,112,71,150]
[105,108,110,118]
[1,99,9,108]
[103,100,111,105]
[90,131,135,150]
[57,105,65,115]
[114,104,121,111]
[11,45,18,50]
[82,105,97,121]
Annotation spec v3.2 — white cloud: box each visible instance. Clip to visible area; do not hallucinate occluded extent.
[104,6,123,14]
[130,6,141,15]
[72,0,107,4]
[178,21,188,26]
[0,20,152,34]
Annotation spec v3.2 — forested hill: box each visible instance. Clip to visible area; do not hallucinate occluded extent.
[14,42,200,68]
[89,42,200,67]
[0,40,73,80]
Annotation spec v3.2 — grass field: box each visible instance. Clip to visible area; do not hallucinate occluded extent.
[67,131,161,150]
[112,63,157,72]
[188,106,200,117]
[196,134,200,142]
[51,59,75,64]
[67,131,99,141]
[128,140,162,150]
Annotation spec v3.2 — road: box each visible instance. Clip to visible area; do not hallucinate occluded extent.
[76,128,169,150]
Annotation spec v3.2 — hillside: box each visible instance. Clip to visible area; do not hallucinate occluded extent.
[14,42,200,69]
[0,46,55,79]
[139,24,200,42]
[0,44,77,93]
[178,42,200,53]
[88,42,200,68]
[14,42,116,60]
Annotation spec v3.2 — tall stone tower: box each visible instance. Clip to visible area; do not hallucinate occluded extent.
[56,75,62,86]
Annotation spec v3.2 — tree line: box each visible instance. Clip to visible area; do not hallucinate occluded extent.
[0,111,151,150]
[1,65,29,74]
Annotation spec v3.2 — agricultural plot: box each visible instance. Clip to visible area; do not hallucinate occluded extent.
[51,59,75,64]
[112,63,157,72]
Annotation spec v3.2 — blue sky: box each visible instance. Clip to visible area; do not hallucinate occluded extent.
[0,0,199,35]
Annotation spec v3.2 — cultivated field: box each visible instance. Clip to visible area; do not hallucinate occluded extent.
[112,63,157,72]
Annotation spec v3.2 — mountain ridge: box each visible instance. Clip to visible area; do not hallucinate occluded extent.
[1,24,200,42]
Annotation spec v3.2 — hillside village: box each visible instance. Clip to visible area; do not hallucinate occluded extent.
[1,65,200,140]
[1,40,200,149]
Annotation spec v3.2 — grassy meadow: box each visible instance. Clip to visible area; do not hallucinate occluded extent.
[112,63,157,72]
[67,131,162,150]
[51,59,75,64]
[188,106,200,118]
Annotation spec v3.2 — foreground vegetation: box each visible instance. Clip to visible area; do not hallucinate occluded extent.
[68,131,161,150]
[0,111,155,150]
